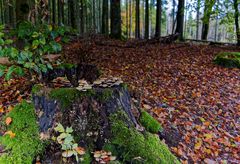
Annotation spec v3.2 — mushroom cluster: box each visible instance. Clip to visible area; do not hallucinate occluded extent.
[93,150,117,163]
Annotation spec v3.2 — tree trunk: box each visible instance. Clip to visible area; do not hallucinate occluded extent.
[175,0,185,40]
[80,0,84,35]
[234,0,240,46]
[92,0,96,32]
[52,0,56,24]
[69,0,76,29]
[110,0,121,39]
[201,0,215,40]
[172,0,176,34]
[126,0,129,39]
[135,0,140,38]
[145,0,149,39]
[15,0,32,23]
[102,0,109,35]
[196,0,200,40]
[57,0,62,25]
[129,0,132,38]
[155,0,162,38]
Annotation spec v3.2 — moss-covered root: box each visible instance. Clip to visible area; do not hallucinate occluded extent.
[0,101,44,164]
[108,112,180,164]
[139,110,163,133]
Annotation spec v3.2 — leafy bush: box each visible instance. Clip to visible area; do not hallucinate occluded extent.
[0,101,44,164]
[0,22,71,80]
[214,52,240,68]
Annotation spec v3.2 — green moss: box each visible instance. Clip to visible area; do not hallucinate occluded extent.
[49,88,95,109]
[139,110,163,133]
[81,150,92,164]
[120,83,128,90]
[56,63,77,69]
[0,101,44,164]
[214,52,240,68]
[31,84,44,95]
[109,112,179,164]
[97,88,114,102]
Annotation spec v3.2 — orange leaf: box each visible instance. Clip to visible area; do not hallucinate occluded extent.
[5,117,12,125]
[4,131,16,138]
[75,147,85,155]
[235,136,240,142]
[0,106,4,113]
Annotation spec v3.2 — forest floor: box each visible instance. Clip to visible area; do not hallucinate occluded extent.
[0,38,240,163]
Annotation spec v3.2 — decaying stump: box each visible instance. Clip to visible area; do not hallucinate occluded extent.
[32,79,140,149]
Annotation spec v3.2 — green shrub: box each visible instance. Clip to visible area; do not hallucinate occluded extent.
[0,101,44,164]
[214,52,240,68]
[108,112,179,164]
[139,110,163,133]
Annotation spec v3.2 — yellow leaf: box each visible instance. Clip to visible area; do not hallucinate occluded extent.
[204,133,213,140]
[5,117,12,125]
[0,106,4,113]
[194,140,202,150]
[4,131,16,138]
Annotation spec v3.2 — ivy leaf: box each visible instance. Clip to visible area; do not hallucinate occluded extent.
[54,123,65,133]
[66,127,73,133]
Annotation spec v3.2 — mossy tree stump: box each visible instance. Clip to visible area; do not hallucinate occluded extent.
[32,82,179,163]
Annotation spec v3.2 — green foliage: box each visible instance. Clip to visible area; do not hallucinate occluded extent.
[54,123,80,162]
[214,52,240,68]
[49,88,95,109]
[0,22,71,80]
[108,112,180,164]
[139,110,163,133]
[0,101,44,164]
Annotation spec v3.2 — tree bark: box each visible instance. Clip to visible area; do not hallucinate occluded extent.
[102,0,109,35]
[175,0,185,40]
[155,0,162,38]
[234,0,240,46]
[15,0,32,23]
[69,0,76,29]
[196,0,200,40]
[135,0,140,38]
[52,0,56,24]
[201,0,216,40]
[110,0,121,39]
[145,0,149,39]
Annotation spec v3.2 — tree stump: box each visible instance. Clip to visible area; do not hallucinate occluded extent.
[32,79,179,163]
[32,81,139,149]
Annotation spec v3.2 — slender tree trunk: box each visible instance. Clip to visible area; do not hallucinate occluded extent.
[201,0,215,40]
[175,0,185,40]
[110,0,121,39]
[135,0,140,38]
[214,3,219,42]
[102,0,109,35]
[126,0,128,38]
[172,0,176,34]
[155,0,162,38]
[92,0,96,31]
[196,0,200,40]
[80,0,84,35]
[58,0,62,25]
[129,0,132,38]
[0,0,3,24]
[234,0,240,45]
[52,0,56,24]
[69,0,76,28]
[144,0,149,39]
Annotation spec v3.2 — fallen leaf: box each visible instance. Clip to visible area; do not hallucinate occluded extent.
[5,117,12,125]
[75,147,85,155]
[4,131,16,138]
[62,150,74,158]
